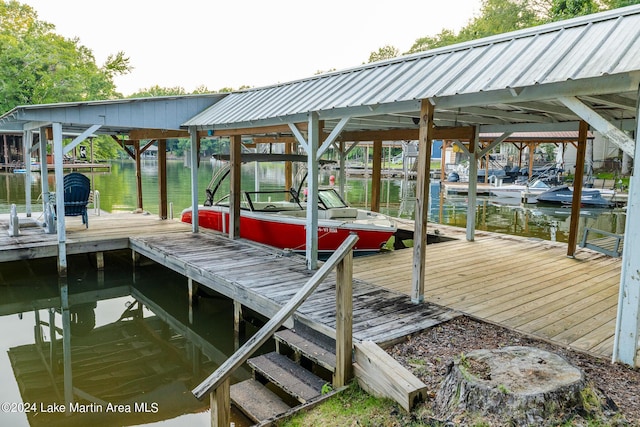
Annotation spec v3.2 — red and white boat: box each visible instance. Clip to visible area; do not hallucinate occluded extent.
[181,155,397,256]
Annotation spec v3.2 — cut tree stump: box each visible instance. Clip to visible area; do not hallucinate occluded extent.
[434,346,587,425]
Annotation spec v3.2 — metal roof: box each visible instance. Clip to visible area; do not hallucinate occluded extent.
[184,5,640,135]
[0,94,226,135]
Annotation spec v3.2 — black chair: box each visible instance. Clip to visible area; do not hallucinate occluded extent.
[62,172,91,228]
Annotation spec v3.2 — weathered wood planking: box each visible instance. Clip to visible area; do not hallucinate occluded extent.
[128,231,457,346]
[353,227,623,360]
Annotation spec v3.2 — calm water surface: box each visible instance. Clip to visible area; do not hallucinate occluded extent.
[0,159,627,425]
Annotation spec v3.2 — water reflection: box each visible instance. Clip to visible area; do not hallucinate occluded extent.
[0,159,627,244]
[0,254,256,427]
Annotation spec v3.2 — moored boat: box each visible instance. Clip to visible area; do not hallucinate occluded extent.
[535,185,614,208]
[181,154,397,256]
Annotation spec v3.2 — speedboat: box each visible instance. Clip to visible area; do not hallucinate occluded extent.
[181,154,397,256]
[535,185,614,208]
[490,179,553,203]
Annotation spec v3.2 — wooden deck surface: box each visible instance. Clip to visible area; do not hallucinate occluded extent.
[0,211,627,361]
[353,224,624,360]
[129,231,456,346]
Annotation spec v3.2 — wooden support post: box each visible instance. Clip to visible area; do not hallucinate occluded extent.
[158,139,168,219]
[230,135,242,239]
[306,112,320,270]
[188,278,198,325]
[234,300,245,333]
[612,85,640,367]
[440,141,448,180]
[23,130,32,217]
[134,141,143,211]
[567,121,588,258]
[53,123,67,277]
[411,99,434,304]
[371,140,382,212]
[132,249,140,267]
[285,142,293,192]
[339,141,346,198]
[466,128,479,242]
[209,378,230,427]
[95,252,104,270]
[233,300,245,350]
[189,127,199,233]
[335,249,353,387]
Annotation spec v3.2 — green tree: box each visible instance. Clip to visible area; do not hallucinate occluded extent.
[601,0,640,7]
[407,0,540,53]
[549,0,600,20]
[0,0,131,113]
[459,0,540,40]
[368,45,399,63]
[407,29,461,53]
[128,85,187,98]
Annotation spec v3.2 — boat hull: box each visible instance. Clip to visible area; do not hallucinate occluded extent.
[181,207,395,255]
[536,186,613,208]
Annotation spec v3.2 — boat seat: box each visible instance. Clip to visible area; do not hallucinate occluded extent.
[323,207,358,219]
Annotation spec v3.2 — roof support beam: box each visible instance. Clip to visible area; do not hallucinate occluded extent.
[289,122,309,152]
[411,99,434,304]
[52,122,67,276]
[478,132,512,158]
[318,117,349,157]
[305,112,320,270]
[613,84,640,367]
[22,129,33,217]
[558,96,635,158]
[189,126,199,233]
[63,124,102,155]
[229,135,242,240]
[566,121,588,258]
[466,128,479,242]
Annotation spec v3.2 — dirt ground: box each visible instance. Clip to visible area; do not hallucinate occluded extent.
[387,316,640,426]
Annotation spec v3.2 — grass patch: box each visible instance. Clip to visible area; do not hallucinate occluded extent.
[276,382,398,427]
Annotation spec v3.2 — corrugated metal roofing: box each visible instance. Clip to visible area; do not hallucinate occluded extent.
[185,5,640,130]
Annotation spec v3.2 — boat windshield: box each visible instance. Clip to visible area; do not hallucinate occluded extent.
[318,189,348,209]
[245,190,303,212]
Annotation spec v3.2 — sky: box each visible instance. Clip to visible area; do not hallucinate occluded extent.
[21,0,482,96]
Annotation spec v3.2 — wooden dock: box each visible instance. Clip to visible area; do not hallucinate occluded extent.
[0,211,628,360]
[353,224,625,360]
[0,211,455,347]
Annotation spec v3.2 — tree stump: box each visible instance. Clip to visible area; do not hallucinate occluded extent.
[433,346,588,425]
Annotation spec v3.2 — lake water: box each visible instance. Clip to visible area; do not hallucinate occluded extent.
[0,159,627,426]
[1,158,627,243]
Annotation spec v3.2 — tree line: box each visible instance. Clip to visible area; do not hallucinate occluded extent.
[1,0,637,160]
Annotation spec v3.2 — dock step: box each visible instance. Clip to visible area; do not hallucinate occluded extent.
[230,378,291,423]
[248,352,327,403]
[274,328,336,373]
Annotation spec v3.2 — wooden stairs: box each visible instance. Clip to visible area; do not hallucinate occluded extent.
[230,327,337,425]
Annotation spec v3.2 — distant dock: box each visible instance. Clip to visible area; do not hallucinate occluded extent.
[1,162,110,173]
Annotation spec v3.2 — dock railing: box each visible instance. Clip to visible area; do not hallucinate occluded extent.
[192,234,358,426]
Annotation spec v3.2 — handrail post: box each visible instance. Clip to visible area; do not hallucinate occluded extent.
[210,378,230,427]
[335,246,353,386]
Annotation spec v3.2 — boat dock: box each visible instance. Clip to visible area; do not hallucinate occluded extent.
[0,162,111,173]
[0,211,626,360]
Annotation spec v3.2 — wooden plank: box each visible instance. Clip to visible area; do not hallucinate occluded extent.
[230,379,290,423]
[210,377,230,427]
[274,329,336,372]
[354,340,427,412]
[248,352,326,403]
